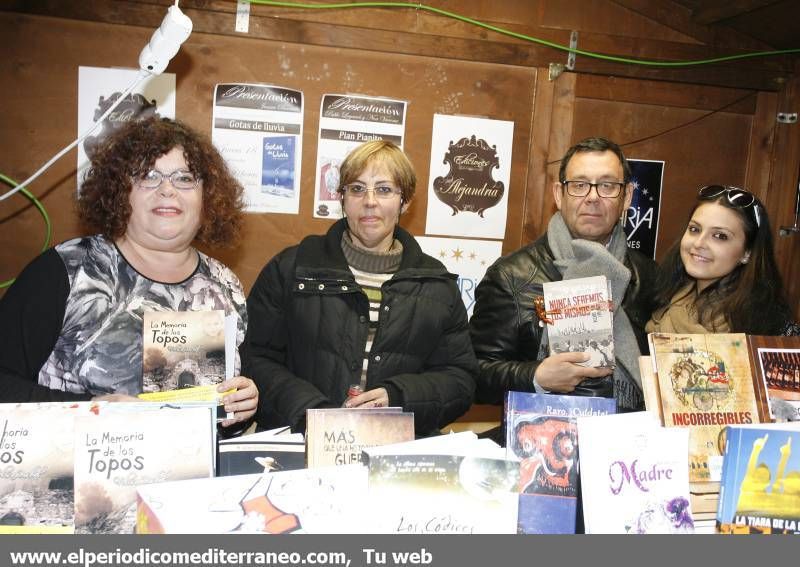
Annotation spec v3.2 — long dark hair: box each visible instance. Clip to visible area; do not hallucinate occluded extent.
[655,191,791,335]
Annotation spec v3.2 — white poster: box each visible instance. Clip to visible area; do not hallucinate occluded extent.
[313,94,408,219]
[425,114,514,239]
[77,66,176,191]
[416,236,502,319]
[212,83,304,214]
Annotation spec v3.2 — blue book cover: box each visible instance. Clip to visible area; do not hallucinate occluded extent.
[504,391,616,534]
[261,136,295,196]
[717,424,800,534]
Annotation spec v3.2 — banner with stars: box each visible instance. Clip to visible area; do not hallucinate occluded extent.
[624,159,665,259]
[416,236,503,319]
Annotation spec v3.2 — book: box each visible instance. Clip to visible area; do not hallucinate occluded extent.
[504,391,615,533]
[577,412,695,534]
[141,310,237,420]
[364,437,520,534]
[136,465,368,533]
[542,276,614,368]
[218,440,305,476]
[305,408,414,468]
[648,333,764,483]
[747,335,800,422]
[142,310,228,392]
[0,402,102,533]
[73,403,216,534]
[638,355,664,422]
[716,423,800,534]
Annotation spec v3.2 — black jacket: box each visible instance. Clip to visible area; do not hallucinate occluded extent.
[243,219,477,437]
[469,235,659,405]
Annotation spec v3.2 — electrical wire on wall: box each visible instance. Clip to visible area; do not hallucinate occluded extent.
[247,0,800,66]
[2,0,797,285]
[0,174,52,288]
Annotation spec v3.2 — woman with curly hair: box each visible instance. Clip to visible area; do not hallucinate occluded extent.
[0,117,258,427]
[647,185,798,336]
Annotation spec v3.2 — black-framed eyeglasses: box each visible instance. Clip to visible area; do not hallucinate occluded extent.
[138,169,200,190]
[341,183,402,199]
[698,184,761,227]
[561,180,625,198]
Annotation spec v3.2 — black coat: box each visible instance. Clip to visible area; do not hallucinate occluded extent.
[469,235,659,405]
[243,219,477,437]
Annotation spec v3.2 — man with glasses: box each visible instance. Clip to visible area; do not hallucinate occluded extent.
[470,137,658,415]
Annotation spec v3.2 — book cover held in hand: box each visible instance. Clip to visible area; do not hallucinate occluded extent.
[504,391,616,533]
[717,423,800,534]
[142,310,227,392]
[649,333,763,482]
[542,276,614,368]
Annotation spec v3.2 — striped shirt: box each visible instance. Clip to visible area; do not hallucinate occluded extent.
[340,232,403,392]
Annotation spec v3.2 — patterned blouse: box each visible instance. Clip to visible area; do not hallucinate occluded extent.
[37,236,247,395]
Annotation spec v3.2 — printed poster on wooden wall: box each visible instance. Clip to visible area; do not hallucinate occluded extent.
[425,114,514,239]
[212,84,304,214]
[313,94,407,219]
[624,159,664,259]
[416,236,502,319]
[77,66,176,192]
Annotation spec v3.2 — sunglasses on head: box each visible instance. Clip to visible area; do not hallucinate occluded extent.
[698,185,761,228]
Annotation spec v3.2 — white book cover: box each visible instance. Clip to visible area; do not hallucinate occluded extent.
[136,465,368,534]
[73,404,215,534]
[577,412,694,534]
[543,275,614,368]
[0,402,103,533]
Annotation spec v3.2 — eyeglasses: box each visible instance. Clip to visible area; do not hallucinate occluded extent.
[137,169,200,191]
[341,184,402,199]
[561,180,625,198]
[698,185,761,227]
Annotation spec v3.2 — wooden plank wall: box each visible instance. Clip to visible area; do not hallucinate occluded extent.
[0,0,798,321]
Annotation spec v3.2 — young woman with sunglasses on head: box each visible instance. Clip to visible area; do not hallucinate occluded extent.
[647,185,798,336]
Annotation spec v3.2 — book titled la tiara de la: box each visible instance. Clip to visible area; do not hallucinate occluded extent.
[542,276,614,368]
[717,423,800,534]
[649,333,764,483]
[504,391,616,534]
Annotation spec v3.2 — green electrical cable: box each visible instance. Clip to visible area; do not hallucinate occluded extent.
[0,173,52,288]
[248,0,800,66]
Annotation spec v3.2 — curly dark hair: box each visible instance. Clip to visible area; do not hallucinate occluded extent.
[78,117,244,247]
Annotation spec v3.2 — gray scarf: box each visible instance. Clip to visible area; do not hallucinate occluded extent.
[546,212,644,410]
